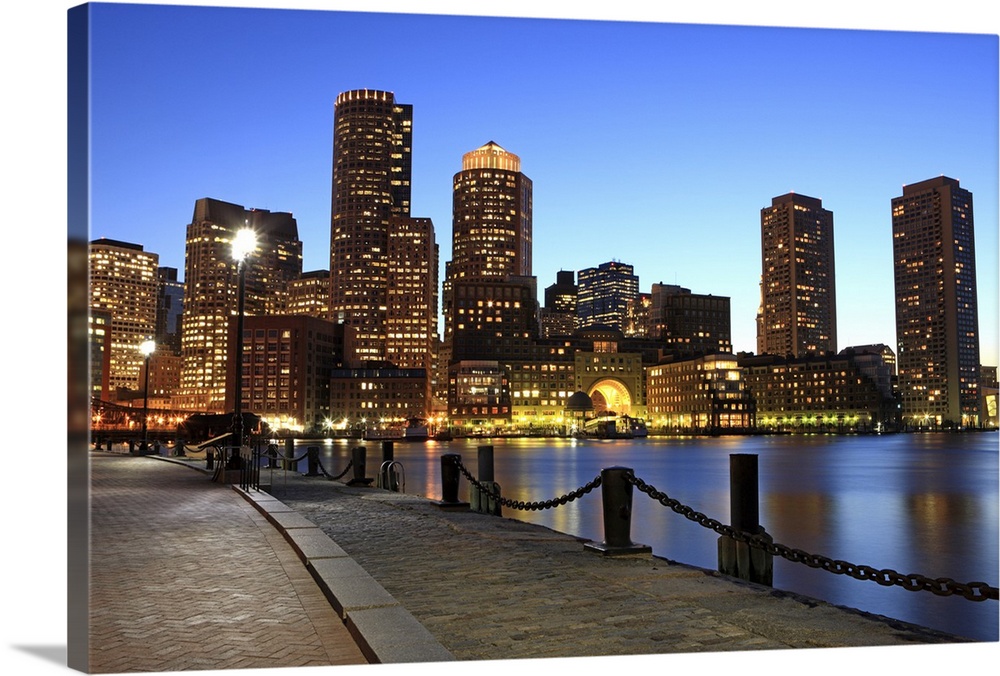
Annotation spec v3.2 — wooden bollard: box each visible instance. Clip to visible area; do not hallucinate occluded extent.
[435,453,468,509]
[346,446,372,486]
[282,438,295,471]
[471,445,501,516]
[718,453,773,585]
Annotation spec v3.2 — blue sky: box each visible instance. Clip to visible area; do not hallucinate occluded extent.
[82,2,999,364]
[84,3,999,364]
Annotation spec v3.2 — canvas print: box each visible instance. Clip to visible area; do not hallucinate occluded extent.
[61,1,998,674]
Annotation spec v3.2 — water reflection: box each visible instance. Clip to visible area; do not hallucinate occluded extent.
[301,432,998,642]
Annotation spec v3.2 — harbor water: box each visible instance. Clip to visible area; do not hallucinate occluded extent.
[272,432,998,642]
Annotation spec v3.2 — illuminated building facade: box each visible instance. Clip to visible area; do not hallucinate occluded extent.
[540,270,577,338]
[329,89,414,362]
[646,353,754,432]
[330,367,429,434]
[285,270,331,318]
[447,361,511,433]
[88,238,158,394]
[650,283,732,356]
[178,197,302,412]
[89,310,112,400]
[156,267,184,356]
[576,261,639,332]
[892,176,980,428]
[225,315,350,433]
[739,352,895,431]
[505,341,578,433]
[758,193,837,358]
[386,216,438,372]
[573,327,646,419]
[450,141,532,281]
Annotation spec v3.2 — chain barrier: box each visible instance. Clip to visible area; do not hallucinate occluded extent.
[451,456,601,511]
[315,455,353,481]
[624,472,998,603]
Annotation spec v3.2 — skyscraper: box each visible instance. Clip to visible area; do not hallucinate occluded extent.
[88,238,158,393]
[329,89,414,361]
[177,197,302,412]
[891,176,980,427]
[385,216,438,372]
[758,193,837,357]
[576,261,639,332]
[449,141,532,280]
[443,141,536,361]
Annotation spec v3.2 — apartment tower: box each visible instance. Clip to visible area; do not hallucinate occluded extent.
[329,89,414,361]
[177,197,302,412]
[891,176,980,427]
[576,261,639,332]
[88,238,159,393]
[758,193,837,357]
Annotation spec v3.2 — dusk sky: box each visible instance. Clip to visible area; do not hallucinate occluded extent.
[83,2,999,364]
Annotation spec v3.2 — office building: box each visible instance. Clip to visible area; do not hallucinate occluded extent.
[647,353,754,432]
[88,238,159,394]
[576,261,639,332]
[177,197,302,412]
[650,283,732,356]
[891,176,980,427]
[156,267,184,356]
[540,270,577,338]
[758,193,837,357]
[285,270,331,319]
[329,89,414,361]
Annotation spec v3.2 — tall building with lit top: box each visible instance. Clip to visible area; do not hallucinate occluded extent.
[757,193,837,358]
[892,176,980,427]
[329,89,414,361]
[177,197,302,412]
[449,141,532,281]
[88,238,158,393]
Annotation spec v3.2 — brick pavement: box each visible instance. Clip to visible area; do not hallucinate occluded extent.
[262,469,971,662]
[86,452,368,673]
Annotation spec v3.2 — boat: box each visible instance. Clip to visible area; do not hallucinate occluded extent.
[402,418,430,442]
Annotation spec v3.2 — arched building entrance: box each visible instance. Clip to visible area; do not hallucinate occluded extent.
[588,379,633,416]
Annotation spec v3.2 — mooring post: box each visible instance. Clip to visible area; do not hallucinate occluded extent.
[381,440,394,464]
[282,438,295,471]
[434,453,469,509]
[266,444,279,469]
[346,445,371,485]
[206,449,214,470]
[471,445,501,516]
[305,446,321,476]
[718,453,773,585]
[584,466,651,555]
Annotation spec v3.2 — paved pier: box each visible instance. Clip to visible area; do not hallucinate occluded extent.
[87,451,972,673]
[87,452,369,673]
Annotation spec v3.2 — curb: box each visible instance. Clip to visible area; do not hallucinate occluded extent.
[232,484,456,664]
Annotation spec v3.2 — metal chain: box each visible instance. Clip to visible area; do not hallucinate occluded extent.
[625,472,998,602]
[315,455,353,481]
[451,456,602,511]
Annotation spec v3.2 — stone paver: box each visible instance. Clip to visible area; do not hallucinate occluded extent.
[87,452,368,673]
[259,468,971,662]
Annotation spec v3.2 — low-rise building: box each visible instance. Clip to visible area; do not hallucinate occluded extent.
[646,353,754,432]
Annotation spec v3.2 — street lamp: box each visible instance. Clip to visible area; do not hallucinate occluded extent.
[139,339,156,452]
[230,226,257,469]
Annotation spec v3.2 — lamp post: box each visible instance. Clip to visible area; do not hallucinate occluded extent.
[139,339,156,452]
[230,226,257,469]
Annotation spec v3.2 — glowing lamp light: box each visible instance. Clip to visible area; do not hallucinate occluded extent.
[232,227,257,261]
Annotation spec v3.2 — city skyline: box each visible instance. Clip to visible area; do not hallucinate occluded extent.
[82,3,999,366]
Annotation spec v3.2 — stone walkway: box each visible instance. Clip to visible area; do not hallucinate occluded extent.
[87,452,368,673]
[263,466,970,661]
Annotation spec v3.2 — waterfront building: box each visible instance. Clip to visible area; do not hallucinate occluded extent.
[757,193,837,358]
[177,197,302,412]
[504,340,578,434]
[573,326,646,420]
[329,365,429,436]
[329,89,414,362]
[646,353,754,432]
[650,283,732,356]
[540,270,577,338]
[446,360,511,434]
[624,292,651,338]
[156,267,184,356]
[576,261,639,332]
[225,315,350,434]
[88,238,158,394]
[982,366,998,428]
[891,176,980,428]
[739,352,895,431]
[285,270,330,318]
